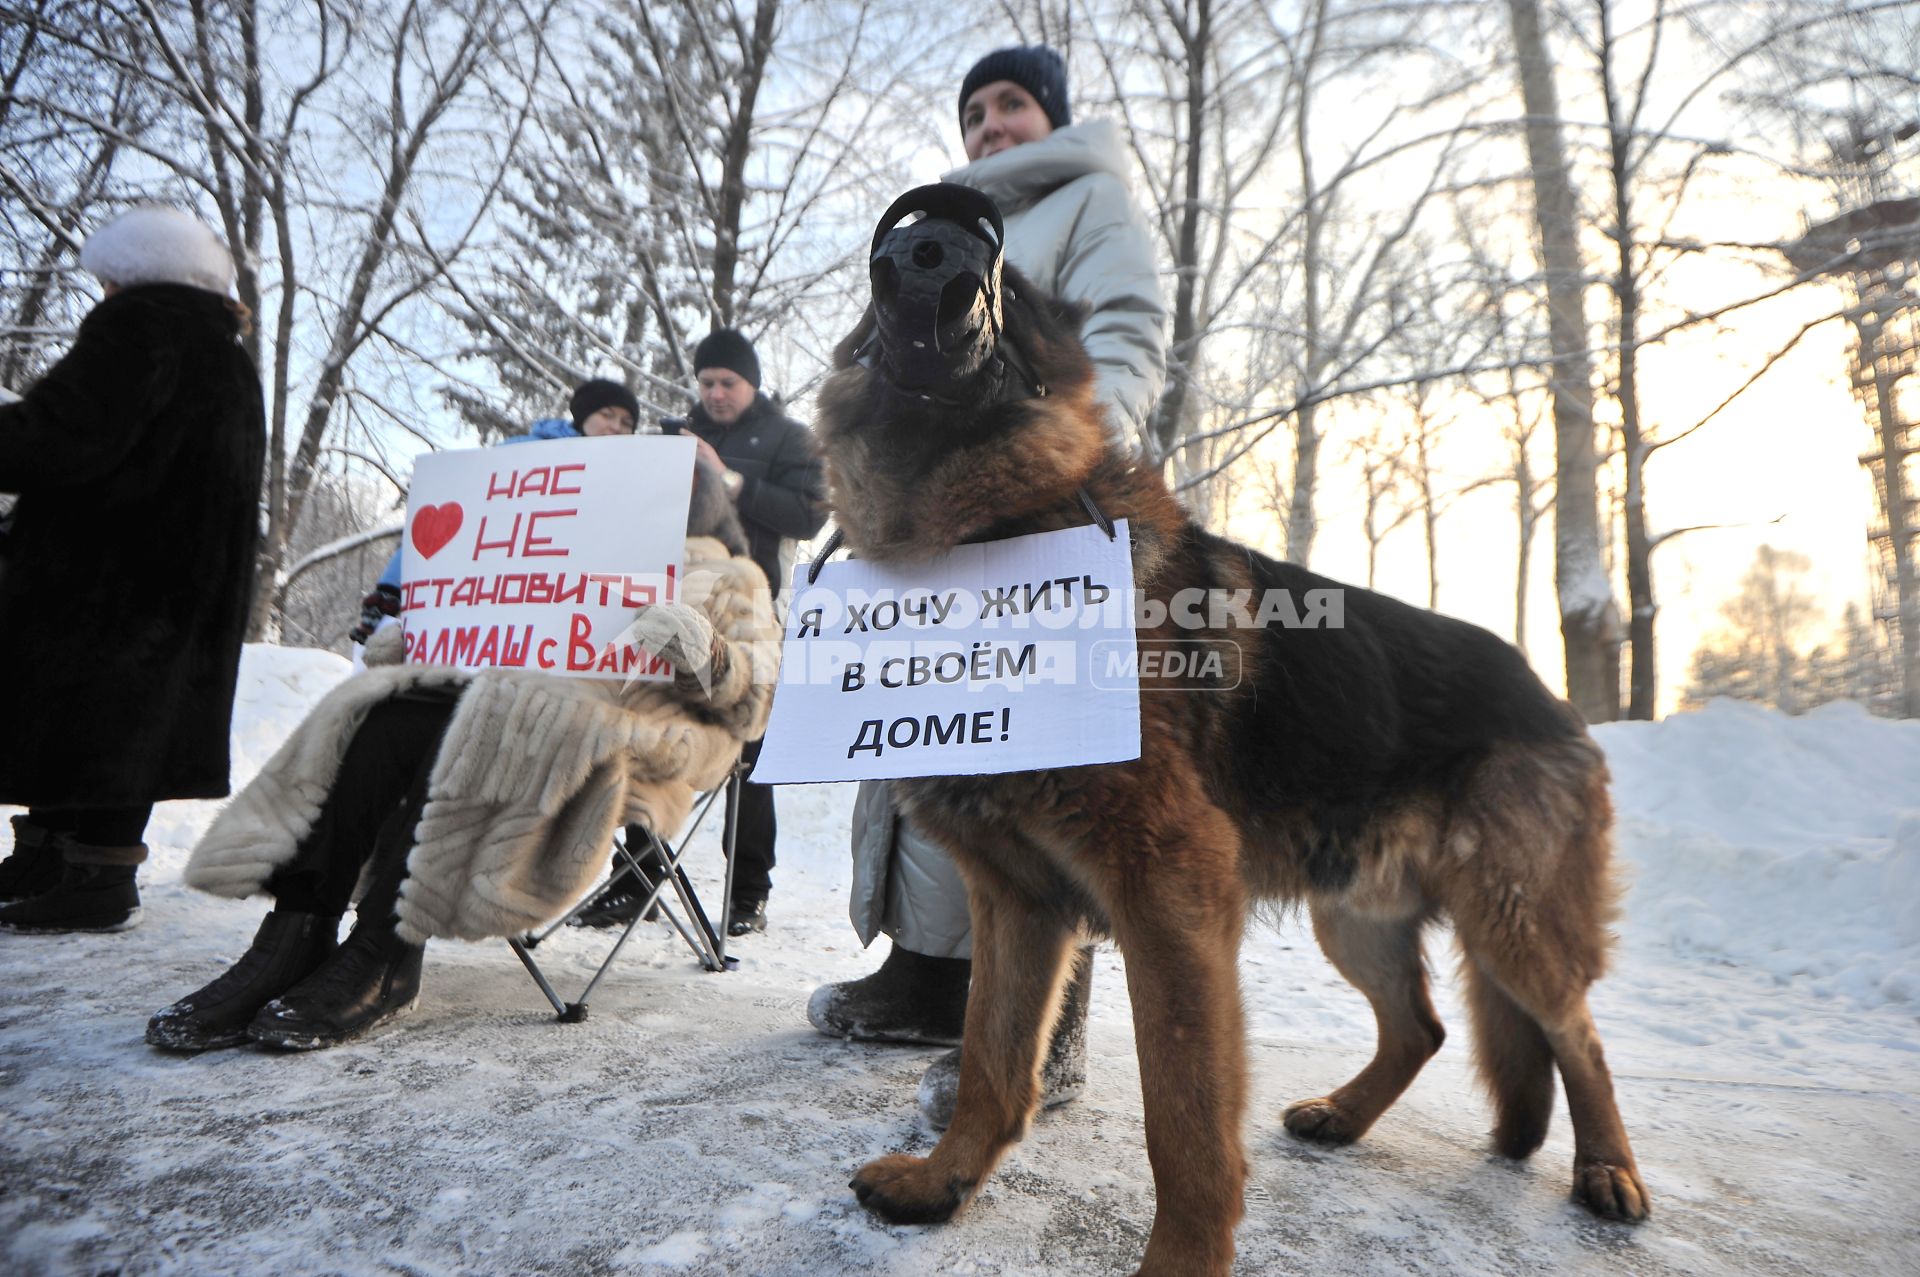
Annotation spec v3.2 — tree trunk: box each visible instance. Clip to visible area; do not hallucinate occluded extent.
[710,0,779,326]
[1288,403,1320,564]
[1148,0,1211,471]
[1599,0,1658,720]
[1516,493,1534,656]
[1414,404,1439,609]
[1505,0,1619,721]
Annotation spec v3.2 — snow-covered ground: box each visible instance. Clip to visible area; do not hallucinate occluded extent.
[3,646,1917,1275]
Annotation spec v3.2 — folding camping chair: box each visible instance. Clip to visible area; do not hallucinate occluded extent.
[507,766,744,1021]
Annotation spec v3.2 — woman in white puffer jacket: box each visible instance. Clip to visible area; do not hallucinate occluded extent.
[811,45,1168,1124]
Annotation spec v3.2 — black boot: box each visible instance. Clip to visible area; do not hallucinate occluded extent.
[569,839,667,929]
[0,840,146,934]
[147,911,342,1051]
[917,949,1093,1130]
[246,916,424,1051]
[0,816,62,903]
[807,943,971,1046]
[726,897,768,937]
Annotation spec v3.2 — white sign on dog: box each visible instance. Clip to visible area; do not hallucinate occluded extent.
[398,434,694,680]
[753,521,1140,784]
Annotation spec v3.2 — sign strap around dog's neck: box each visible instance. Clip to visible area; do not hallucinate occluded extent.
[1078,487,1117,541]
[807,494,1113,585]
[805,527,846,585]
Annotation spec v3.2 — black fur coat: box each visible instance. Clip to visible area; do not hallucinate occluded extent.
[0,284,264,808]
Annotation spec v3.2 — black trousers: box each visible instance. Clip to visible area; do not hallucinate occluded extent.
[268,694,455,921]
[727,736,775,903]
[32,804,154,846]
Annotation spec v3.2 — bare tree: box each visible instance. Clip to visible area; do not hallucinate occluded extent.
[1055,0,1493,556]
[1574,0,1873,717]
[0,1,158,388]
[1339,422,1416,591]
[452,0,928,431]
[1504,0,1621,722]
[1449,197,1557,655]
[7,0,556,637]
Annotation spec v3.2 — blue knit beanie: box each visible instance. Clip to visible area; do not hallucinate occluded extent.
[958,46,1072,135]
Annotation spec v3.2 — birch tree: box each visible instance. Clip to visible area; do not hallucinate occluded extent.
[1504,0,1621,722]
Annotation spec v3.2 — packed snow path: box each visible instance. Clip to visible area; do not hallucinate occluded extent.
[3,648,1916,1276]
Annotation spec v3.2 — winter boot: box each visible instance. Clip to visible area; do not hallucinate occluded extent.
[570,880,658,929]
[807,943,971,1046]
[570,841,667,929]
[0,816,62,903]
[146,911,342,1051]
[0,840,146,933]
[246,915,424,1051]
[917,948,1093,1130]
[726,897,768,937]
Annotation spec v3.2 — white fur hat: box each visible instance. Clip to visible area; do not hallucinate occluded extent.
[80,205,236,295]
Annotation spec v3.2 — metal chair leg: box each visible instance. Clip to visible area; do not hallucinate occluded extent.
[507,769,747,1014]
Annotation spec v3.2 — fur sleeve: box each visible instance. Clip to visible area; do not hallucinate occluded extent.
[683,553,780,740]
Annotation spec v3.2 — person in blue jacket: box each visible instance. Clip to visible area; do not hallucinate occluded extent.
[350,378,640,641]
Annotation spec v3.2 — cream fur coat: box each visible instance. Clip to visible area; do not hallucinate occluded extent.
[185,537,778,943]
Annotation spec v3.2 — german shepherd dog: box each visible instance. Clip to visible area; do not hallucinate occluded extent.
[816,187,1647,1276]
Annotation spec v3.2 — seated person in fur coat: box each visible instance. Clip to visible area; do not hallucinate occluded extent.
[147,457,777,1052]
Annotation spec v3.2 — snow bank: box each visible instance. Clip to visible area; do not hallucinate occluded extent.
[1596,698,1920,1008]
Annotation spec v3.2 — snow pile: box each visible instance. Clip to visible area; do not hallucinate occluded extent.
[1596,698,1920,1008]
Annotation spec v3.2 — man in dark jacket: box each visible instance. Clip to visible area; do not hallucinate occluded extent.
[0,206,264,933]
[683,328,828,935]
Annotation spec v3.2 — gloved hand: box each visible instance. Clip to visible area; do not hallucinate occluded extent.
[617,601,725,695]
[350,583,402,645]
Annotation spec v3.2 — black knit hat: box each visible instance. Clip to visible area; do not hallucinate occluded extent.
[693,328,762,389]
[568,378,640,430]
[958,46,1071,135]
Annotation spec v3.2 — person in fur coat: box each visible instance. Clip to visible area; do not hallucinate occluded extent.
[0,206,264,934]
[146,459,777,1052]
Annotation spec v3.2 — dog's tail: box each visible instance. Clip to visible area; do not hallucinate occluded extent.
[1462,959,1556,1158]
[1451,735,1620,1162]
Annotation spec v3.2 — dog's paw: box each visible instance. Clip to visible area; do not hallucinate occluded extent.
[1571,1158,1650,1222]
[849,1154,976,1224]
[1282,1096,1366,1145]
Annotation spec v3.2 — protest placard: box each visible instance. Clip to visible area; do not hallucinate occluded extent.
[752,521,1140,783]
[398,434,694,680]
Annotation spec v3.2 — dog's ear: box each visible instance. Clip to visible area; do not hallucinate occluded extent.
[832,305,878,370]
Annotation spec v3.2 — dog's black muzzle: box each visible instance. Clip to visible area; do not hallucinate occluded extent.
[865,184,1007,394]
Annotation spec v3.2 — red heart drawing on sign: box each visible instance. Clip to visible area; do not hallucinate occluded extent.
[411,503,464,559]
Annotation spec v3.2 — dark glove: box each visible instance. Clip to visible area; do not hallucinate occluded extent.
[350,583,402,645]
